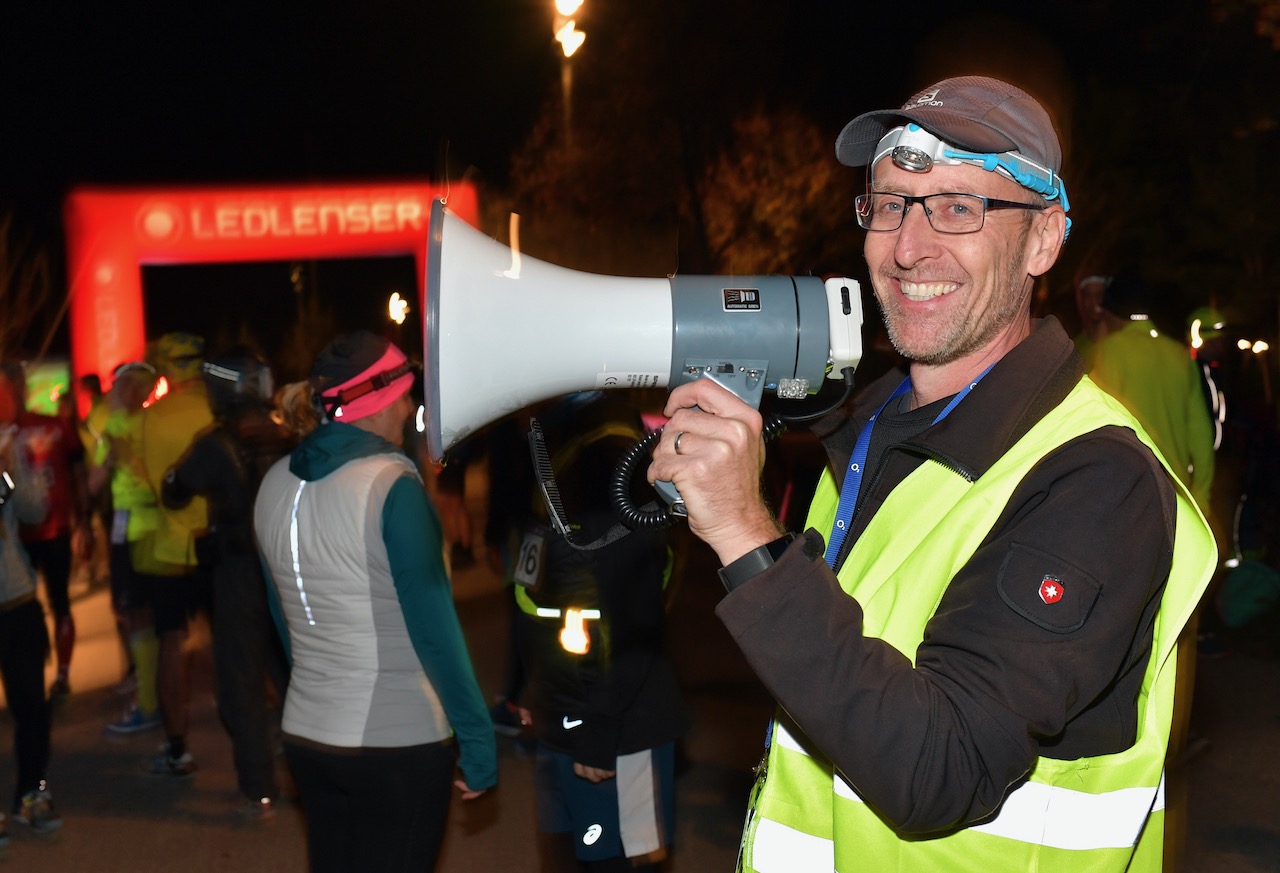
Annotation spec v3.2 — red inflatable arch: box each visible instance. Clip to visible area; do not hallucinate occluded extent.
[64,180,476,395]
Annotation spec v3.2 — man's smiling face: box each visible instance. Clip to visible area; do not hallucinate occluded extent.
[863,160,1047,367]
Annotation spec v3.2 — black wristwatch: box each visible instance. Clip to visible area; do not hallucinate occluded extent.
[717,533,797,593]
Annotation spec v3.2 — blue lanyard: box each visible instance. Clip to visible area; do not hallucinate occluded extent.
[823,366,994,567]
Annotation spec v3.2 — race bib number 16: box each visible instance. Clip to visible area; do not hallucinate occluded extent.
[514,529,547,589]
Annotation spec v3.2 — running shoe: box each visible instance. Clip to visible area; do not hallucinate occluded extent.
[13,784,62,834]
[105,704,161,735]
[147,749,197,777]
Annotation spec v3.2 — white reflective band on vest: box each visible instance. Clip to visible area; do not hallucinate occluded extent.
[751,818,834,873]
[777,720,1167,853]
[531,607,601,619]
[288,480,317,626]
[967,774,1166,850]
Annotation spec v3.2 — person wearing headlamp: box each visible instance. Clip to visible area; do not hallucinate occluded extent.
[648,76,1215,871]
[254,331,496,872]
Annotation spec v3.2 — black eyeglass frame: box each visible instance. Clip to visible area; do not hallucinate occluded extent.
[855,191,1047,234]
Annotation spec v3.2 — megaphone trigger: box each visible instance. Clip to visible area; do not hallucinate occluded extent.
[652,477,686,516]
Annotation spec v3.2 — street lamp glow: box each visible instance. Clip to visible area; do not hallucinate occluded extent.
[555,20,585,57]
[555,0,583,15]
[388,291,409,325]
[1254,340,1270,354]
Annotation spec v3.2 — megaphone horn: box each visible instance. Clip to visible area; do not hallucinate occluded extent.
[424,199,862,464]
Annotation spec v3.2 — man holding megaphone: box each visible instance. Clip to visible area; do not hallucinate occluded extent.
[646,76,1216,872]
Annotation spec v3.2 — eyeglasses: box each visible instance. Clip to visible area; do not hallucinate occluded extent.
[855,192,1046,234]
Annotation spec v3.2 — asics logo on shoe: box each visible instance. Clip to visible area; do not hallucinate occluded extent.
[562,716,584,729]
[583,823,603,845]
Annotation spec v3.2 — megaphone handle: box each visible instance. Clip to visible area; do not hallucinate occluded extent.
[611,413,788,531]
[652,477,687,517]
[649,388,759,517]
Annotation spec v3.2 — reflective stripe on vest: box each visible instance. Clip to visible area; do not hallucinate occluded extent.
[515,582,601,620]
[741,377,1217,873]
[513,544,675,619]
[288,480,317,626]
[775,718,1166,849]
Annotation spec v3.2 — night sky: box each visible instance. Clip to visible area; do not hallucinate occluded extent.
[6,0,555,229]
[5,0,1169,225]
[3,0,1274,364]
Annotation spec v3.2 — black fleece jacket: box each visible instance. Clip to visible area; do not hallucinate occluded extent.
[514,395,688,769]
[716,317,1176,836]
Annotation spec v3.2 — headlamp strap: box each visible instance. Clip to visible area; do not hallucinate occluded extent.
[319,360,417,415]
[942,148,1069,209]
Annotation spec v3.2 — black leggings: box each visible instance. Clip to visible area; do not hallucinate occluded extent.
[0,600,52,806]
[284,737,457,873]
[23,535,72,619]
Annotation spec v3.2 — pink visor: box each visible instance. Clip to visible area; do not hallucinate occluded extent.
[319,344,415,422]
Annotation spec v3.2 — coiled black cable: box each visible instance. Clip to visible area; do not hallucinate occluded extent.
[611,366,855,530]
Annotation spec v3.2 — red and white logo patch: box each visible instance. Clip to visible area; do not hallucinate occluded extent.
[1039,576,1064,604]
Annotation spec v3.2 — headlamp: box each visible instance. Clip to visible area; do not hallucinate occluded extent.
[872,124,1072,237]
[876,124,954,174]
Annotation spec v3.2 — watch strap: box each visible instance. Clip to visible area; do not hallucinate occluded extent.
[718,533,797,593]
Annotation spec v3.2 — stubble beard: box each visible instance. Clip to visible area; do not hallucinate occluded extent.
[876,222,1034,366]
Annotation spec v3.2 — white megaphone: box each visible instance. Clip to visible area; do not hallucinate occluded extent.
[424,200,863,473]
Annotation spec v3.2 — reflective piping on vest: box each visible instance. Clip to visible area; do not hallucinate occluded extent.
[514,573,606,619]
[288,480,317,626]
[532,606,600,619]
[748,782,1167,871]
[966,775,1165,851]
[750,819,834,873]
[514,585,603,621]
[774,719,1165,852]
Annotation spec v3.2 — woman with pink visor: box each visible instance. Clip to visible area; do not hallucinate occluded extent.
[254,330,496,873]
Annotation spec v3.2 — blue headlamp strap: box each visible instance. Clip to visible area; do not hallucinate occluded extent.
[874,124,1072,239]
[941,147,1070,212]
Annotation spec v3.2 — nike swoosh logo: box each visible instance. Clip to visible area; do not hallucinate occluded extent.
[562,717,584,729]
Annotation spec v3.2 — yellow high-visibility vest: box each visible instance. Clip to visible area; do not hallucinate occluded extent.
[740,377,1216,873]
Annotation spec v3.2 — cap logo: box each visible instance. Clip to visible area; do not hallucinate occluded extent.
[1039,576,1064,604]
[907,89,944,109]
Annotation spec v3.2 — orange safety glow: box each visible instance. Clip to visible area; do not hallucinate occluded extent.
[65,181,478,418]
[559,607,591,655]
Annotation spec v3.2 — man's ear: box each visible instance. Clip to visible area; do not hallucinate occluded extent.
[1027,207,1067,278]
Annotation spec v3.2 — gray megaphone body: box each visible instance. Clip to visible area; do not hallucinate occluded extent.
[424,199,863,513]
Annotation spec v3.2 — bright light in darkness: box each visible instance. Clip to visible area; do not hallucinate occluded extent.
[555,20,585,57]
[388,291,409,325]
